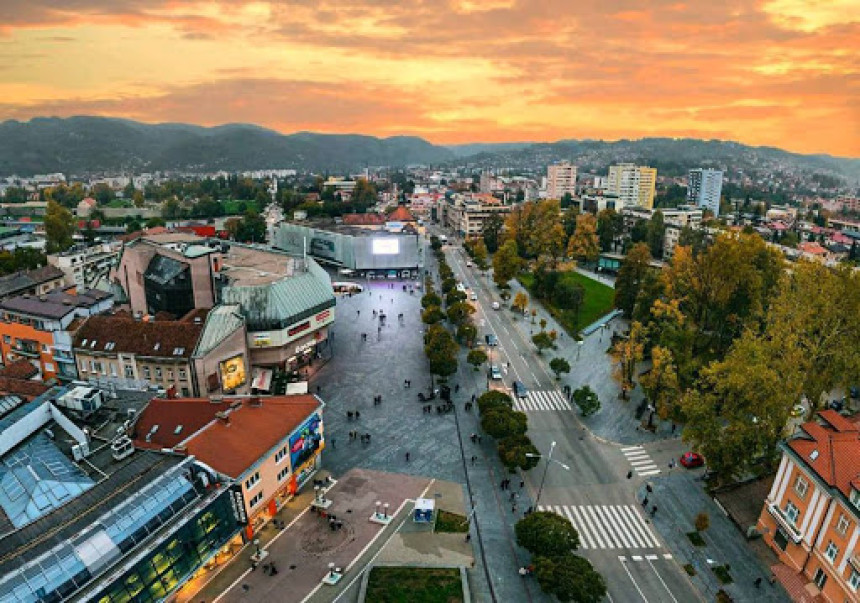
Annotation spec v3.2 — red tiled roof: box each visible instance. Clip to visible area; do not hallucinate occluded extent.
[0,377,48,400]
[0,359,40,380]
[387,206,415,222]
[73,314,205,358]
[342,213,386,226]
[798,242,828,254]
[133,395,322,478]
[788,410,860,497]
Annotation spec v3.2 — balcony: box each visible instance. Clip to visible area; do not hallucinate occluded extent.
[14,344,41,358]
[766,502,804,544]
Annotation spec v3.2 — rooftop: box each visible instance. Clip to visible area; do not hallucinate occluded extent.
[72,312,205,358]
[133,395,322,479]
[219,244,301,286]
[787,410,860,498]
[0,289,112,320]
[0,265,65,298]
[386,205,416,222]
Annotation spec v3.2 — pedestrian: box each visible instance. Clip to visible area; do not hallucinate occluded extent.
[669,459,675,469]
[646,484,653,493]
[373,310,377,317]
[471,455,477,465]
[242,584,250,592]
[769,574,777,585]
[512,503,518,513]
[671,423,676,434]
[331,437,336,449]
[356,410,361,419]
[477,435,482,444]
[642,497,648,508]
[465,533,471,542]
[519,480,524,489]
[754,577,762,589]
[347,411,353,421]
[471,394,476,403]
[357,310,360,317]
[454,384,460,393]
[405,452,410,462]
[500,479,506,490]
[651,505,657,516]
[317,385,321,393]
[509,491,516,502]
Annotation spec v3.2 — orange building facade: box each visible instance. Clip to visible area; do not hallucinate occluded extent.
[757,410,860,601]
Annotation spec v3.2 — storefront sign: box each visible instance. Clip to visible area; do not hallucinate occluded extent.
[288,321,311,337]
[219,355,247,392]
[229,485,248,526]
[295,340,316,355]
[253,333,271,347]
[315,310,331,323]
[289,412,323,470]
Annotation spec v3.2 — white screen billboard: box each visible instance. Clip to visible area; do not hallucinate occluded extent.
[372,238,400,255]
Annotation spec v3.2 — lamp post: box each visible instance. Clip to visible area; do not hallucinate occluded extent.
[576,339,584,361]
[525,441,571,509]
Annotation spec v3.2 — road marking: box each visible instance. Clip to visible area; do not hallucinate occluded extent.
[647,557,680,603]
[663,553,673,560]
[646,554,659,560]
[622,446,661,477]
[540,505,661,550]
[619,555,651,602]
[512,390,572,412]
[632,555,643,561]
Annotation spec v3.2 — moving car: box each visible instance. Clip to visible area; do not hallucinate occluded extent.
[680,452,704,468]
[492,302,500,310]
[485,334,499,346]
[470,292,478,301]
[513,380,528,399]
[466,261,473,267]
[489,365,502,380]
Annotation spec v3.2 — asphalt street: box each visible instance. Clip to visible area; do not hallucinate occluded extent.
[441,238,703,603]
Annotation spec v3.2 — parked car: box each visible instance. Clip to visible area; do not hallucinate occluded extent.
[492,302,500,310]
[489,365,502,380]
[470,292,478,301]
[485,334,499,346]
[680,452,705,468]
[466,261,473,267]
[513,380,528,399]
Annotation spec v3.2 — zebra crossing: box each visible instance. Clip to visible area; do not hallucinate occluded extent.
[622,445,661,477]
[538,504,661,550]
[512,390,572,412]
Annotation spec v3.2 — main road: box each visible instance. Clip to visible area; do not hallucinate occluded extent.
[436,233,701,603]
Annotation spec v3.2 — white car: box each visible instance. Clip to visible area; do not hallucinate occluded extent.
[466,261,473,267]
[470,292,478,301]
[490,365,502,380]
[492,302,500,310]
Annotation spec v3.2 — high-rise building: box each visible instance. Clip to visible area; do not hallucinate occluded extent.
[607,163,657,209]
[687,168,723,216]
[547,161,577,199]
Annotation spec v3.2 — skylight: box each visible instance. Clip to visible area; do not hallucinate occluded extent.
[810,450,819,461]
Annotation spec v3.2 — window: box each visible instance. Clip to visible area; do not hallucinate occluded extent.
[837,514,850,536]
[813,568,828,590]
[850,569,860,591]
[44,363,54,373]
[794,476,809,498]
[41,344,49,353]
[275,446,288,464]
[851,490,860,511]
[249,491,264,508]
[155,367,162,379]
[245,472,260,490]
[2,336,8,344]
[125,365,134,378]
[824,541,839,563]
[167,370,174,381]
[179,369,187,380]
[785,501,800,525]
[277,467,290,482]
[110,364,117,377]
[143,366,151,379]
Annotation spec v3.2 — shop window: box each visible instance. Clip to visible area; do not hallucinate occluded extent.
[774,528,789,551]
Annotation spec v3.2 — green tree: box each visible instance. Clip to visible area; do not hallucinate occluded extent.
[471,237,489,270]
[550,357,571,379]
[352,178,378,204]
[515,511,580,557]
[646,210,666,258]
[44,200,75,253]
[162,198,182,219]
[597,209,623,252]
[498,435,540,471]
[533,554,607,603]
[477,390,513,414]
[441,277,457,294]
[91,183,115,205]
[236,209,266,242]
[467,349,488,370]
[532,331,553,354]
[482,213,504,253]
[481,407,528,440]
[493,240,522,287]
[446,289,467,306]
[567,213,600,263]
[447,301,476,325]
[2,186,28,203]
[614,243,652,318]
[421,292,442,309]
[457,322,477,346]
[572,385,601,416]
[552,278,584,327]
[126,219,142,233]
[421,306,445,324]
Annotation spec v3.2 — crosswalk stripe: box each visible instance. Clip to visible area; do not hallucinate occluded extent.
[621,446,643,452]
[561,505,589,549]
[539,505,663,550]
[583,506,607,549]
[615,505,649,549]
[516,390,572,412]
[630,458,655,466]
[625,451,650,460]
[625,506,658,548]
[605,505,636,548]
[567,505,595,549]
[593,506,623,548]
[638,469,661,477]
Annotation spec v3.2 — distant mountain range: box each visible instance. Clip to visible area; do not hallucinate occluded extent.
[0,117,857,184]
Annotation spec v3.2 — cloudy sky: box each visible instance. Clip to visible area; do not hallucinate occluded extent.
[1,0,857,155]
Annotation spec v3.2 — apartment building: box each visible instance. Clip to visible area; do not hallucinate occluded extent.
[441,193,512,237]
[757,410,860,601]
[0,265,66,299]
[0,289,113,381]
[607,163,657,209]
[547,161,577,200]
[47,241,122,290]
[687,168,724,216]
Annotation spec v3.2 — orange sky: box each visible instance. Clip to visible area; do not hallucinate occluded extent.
[0,0,857,156]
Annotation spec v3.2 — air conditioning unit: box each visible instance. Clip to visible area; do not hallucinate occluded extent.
[72,442,90,461]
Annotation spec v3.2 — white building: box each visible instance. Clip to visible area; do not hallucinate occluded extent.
[687,168,724,216]
[546,161,577,200]
[607,164,657,209]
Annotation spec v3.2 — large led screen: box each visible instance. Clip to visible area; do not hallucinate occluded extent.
[219,355,247,392]
[372,238,400,255]
[289,412,323,469]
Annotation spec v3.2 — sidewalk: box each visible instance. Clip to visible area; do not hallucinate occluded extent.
[506,276,676,445]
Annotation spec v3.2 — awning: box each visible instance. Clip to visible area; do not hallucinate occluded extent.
[286,381,309,395]
[251,368,273,392]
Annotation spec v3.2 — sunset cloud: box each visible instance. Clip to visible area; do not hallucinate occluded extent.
[0,0,857,156]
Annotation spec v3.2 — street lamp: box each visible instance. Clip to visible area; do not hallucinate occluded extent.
[525,441,571,509]
[576,339,584,361]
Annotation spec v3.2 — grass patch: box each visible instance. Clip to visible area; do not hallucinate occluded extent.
[683,563,696,576]
[517,271,614,335]
[713,565,733,584]
[435,510,469,533]
[221,199,260,215]
[686,531,706,547]
[366,567,463,603]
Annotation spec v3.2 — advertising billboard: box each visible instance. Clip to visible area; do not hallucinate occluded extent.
[219,355,247,392]
[372,238,400,255]
[289,412,323,470]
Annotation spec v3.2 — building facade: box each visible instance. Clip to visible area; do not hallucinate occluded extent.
[607,163,657,209]
[757,410,860,601]
[687,168,724,216]
[547,161,577,200]
[48,241,122,290]
[440,193,512,238]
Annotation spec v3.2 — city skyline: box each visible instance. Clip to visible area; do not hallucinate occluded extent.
[0,0,858,157]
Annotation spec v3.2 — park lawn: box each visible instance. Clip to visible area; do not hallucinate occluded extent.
[435,510,469,533]
[221,199,260,215]
[518,271,615,335]
[365,567,463,603]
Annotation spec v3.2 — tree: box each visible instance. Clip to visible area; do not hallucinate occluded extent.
[532,331,553,354]
[505,200,566,267]
[493,240,521,287]
[515,511,580,557]
[421,292,442,309]
[597,209,623,252]
[447,301,476,325]
[477,390,513,414]
[44,200,75,253]
[457,322,477,346]
[533,554,607,603]
[424,325,459,382]
[441,277,457,294]
[481,407,527,440]
[132,190,145,208]
[695,512,710,532]
[498,435,540,471]
[567,213,600,263]
[639,346,681,420]
[646,210,666,259]
[235,209,266,243]
[552,278,584,327]
[446,289,467,306]
[572,386,601,416]
[162,198,183,219]
[614,243,652,318]
[549,357,571,379]
[610,321,645,399]
[91,183,115,205]
[421,306,445,324]
[539,318,547,331]
[467,349,488,370]
[513,291,529,315]
[352,178,377,204]
[482,213,504,253]
[471,237,489,270]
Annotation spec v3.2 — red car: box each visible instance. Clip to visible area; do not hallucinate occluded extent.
[680,452,705,468]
